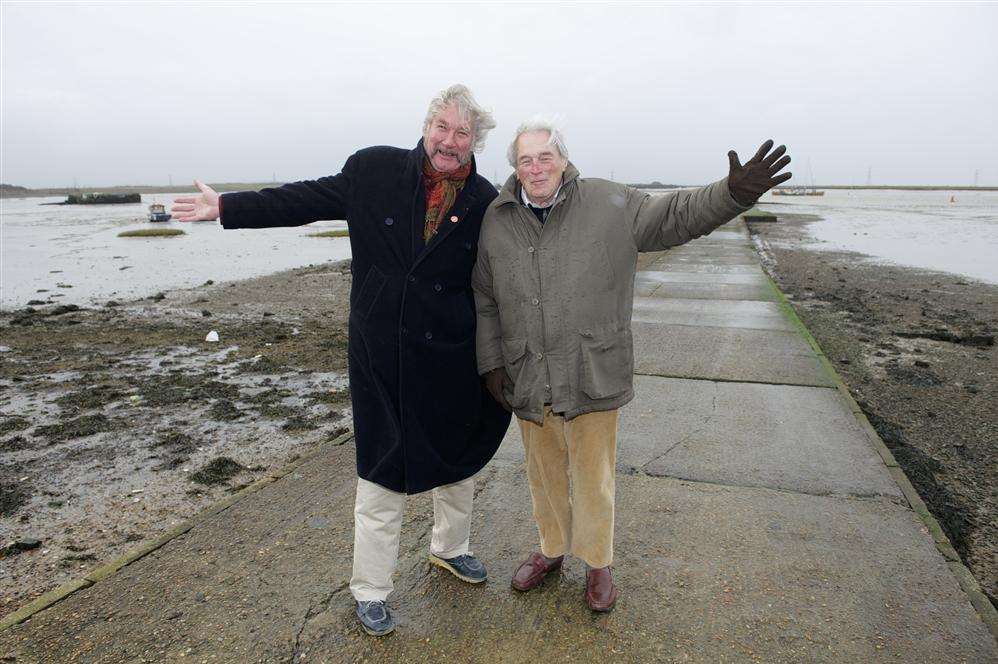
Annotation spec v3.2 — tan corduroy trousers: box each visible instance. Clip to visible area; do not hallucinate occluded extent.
[517,406,619,568]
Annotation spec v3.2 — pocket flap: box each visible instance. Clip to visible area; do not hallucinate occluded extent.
[578,329,632,399]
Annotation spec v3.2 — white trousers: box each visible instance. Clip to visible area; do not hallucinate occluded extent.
[349,475,475,602]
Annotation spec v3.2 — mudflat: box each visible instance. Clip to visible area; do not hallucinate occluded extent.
[0,260,355,619]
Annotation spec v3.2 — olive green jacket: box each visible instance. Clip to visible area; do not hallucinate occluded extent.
[472,163,750,424]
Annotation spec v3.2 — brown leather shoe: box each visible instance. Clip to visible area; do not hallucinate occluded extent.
[511,552,564,591]
[585,566,619,612]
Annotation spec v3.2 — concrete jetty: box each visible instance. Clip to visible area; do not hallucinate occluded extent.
[2,219,995,663]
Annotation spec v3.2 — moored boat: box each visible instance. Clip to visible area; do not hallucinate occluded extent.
[148,203,172,222]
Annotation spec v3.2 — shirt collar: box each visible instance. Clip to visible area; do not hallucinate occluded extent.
[520,181,562,209]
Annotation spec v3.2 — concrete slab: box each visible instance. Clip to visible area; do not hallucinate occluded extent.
[632,321,836,387]
[631,297,794,331]
[621,374,902,497]
[302,466,995,663]
[635,279,778,302]
[645,256,761,270]
[497,375,898,498]
[636,270,770,286]
[644,262,766,274]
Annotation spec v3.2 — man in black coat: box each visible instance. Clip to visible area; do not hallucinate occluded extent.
[172,84,511,636]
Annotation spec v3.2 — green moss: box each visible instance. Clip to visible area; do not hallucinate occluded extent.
[117,228,186,238]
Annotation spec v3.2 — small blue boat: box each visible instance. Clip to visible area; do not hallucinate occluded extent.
[148,203,172,222]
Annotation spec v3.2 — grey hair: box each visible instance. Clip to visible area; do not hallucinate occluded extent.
[506,115,570,167]
[422,84,496,154]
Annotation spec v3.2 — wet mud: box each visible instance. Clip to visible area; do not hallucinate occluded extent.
[0,260,354,619]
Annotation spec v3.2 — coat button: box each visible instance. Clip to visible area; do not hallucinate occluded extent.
[408,275,416,283]
[528,246,535,253]
[532,297,539,306]
[425,331,433,340]
[535,352,544,360]
[384,217,394,226]
[401,326,408,334]
[463,242,472,250]
[434,283,442,292]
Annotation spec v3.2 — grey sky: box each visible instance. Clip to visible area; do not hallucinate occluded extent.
[2,2,996,188]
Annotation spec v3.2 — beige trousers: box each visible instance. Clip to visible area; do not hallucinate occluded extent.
[517,406,619,568]
[349,476,474,602]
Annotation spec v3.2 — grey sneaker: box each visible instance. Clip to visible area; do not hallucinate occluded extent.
[355,600,395,636]
[428,553,488,584]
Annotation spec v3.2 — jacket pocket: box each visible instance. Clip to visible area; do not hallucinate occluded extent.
[352,264,387,322]
[578,329,632,400]
[501,337,531,409]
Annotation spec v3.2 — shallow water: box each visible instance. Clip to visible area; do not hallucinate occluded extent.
[0,193,350,310]
[755,189,998,284]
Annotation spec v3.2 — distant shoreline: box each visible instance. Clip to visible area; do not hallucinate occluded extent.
[2,182,996,200]
[0,183,283,199]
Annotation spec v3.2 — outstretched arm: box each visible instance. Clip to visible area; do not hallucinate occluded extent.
[172,154,356,230]
[631,140,791,252]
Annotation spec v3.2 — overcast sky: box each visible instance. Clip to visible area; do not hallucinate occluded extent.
[2,2,996,188]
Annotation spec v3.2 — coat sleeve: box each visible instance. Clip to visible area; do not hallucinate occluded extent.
[219,153,357,230]
[629,177,751,252]
[471,226,505,376]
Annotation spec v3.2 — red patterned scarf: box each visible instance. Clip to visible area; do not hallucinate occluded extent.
[422,157,471,243]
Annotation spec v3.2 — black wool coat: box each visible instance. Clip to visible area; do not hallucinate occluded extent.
[219,140,511,494]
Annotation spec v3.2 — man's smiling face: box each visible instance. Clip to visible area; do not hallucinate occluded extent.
[515,130,567,205]
[424,103,474,173]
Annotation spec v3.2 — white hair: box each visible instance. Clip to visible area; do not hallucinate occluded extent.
[506,115,570,167]
[422,84,496,154]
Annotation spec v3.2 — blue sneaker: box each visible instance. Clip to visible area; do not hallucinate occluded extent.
[355,600,395,636]
[428,553,488,584]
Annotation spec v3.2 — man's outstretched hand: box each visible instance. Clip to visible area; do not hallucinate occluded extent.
[172,180,221,222]
[484,367,512,413]
[727,140,792,206]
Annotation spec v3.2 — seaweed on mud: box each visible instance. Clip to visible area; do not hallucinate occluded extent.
[304,388,351,405]
[0,415,31,436]
[860,404,975,561]
[1,481,30,517]
[0,436,31,452]
[257,403,299,419]
[34,413,118,443]
[133,373,239,407]
[149,430,198,471]
[281,415,320,432]
[189,456,245,485]
[208,399,242,421]
[243,388,294,404]
[885,362,943,387]
[151,430,197,454]
[54,384,125,411]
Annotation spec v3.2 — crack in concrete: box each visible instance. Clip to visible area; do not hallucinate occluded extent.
[633,370,836,390]
[637,468,907,504]
[291,581,349,663]
[640,382,718,472]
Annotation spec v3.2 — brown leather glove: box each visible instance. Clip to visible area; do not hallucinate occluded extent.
[484,367,512,412]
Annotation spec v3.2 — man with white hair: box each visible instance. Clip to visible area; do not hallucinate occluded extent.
[173,84,511,636]
[472,117,791,611]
